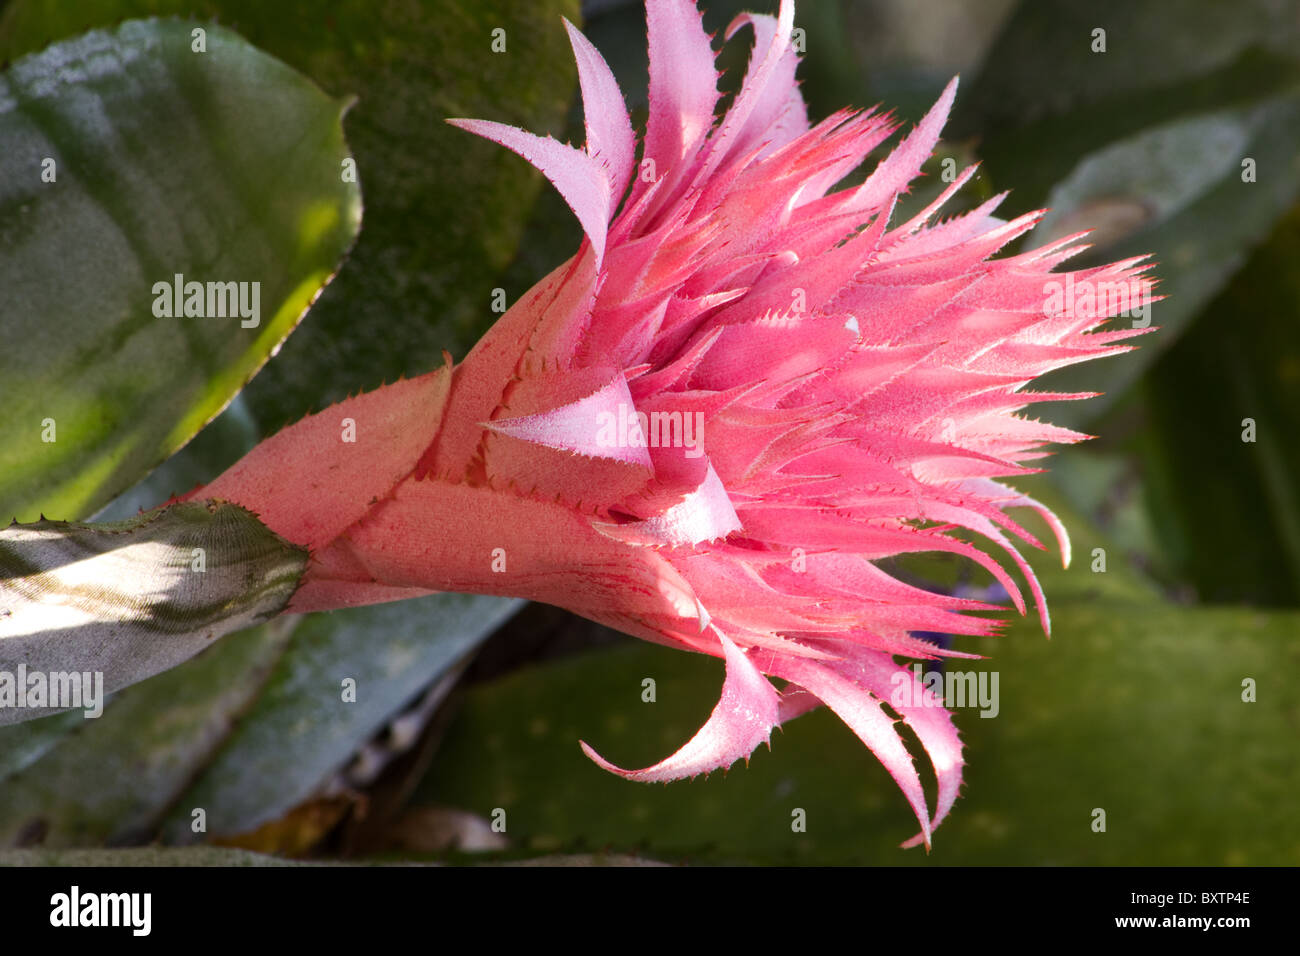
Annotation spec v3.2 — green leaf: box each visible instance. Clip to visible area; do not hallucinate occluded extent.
[950,0,1300,207]
[0,594,521,847]
[950,0,1300,427]
[157,594,523,842]
[0,19,361,521]
[0,501,307,725]
[0,620,295,846]
[0,0,581,435]
[1134,204,1300,605]
[1031,95,1300,427]
[0,708,82,780]
[412,600,1299,865]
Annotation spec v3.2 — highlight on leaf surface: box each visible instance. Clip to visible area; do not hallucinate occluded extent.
[0,17,361,523]
[0,502,308,725]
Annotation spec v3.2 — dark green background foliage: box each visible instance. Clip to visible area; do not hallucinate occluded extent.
[0,0,1297,865]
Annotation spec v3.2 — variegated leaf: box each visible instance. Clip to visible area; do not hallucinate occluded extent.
[0,500,306,724]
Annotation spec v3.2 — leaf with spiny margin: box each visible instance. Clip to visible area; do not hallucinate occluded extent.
[0,18,361,522]
[0,0,581,437]
[0,500,307,725]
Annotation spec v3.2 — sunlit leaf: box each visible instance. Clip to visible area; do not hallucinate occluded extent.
[0,501,307,726]
[0,19,360,521]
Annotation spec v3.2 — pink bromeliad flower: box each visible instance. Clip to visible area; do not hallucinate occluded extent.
[191,0,1153,846]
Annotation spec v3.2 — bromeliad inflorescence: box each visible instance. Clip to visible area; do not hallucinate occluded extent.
[181,0,1154,846]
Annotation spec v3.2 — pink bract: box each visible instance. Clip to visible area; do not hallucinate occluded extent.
[192,0,1154,847]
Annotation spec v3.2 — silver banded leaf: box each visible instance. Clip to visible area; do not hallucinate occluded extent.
[0,501,306,724]
[158,593,524,842]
